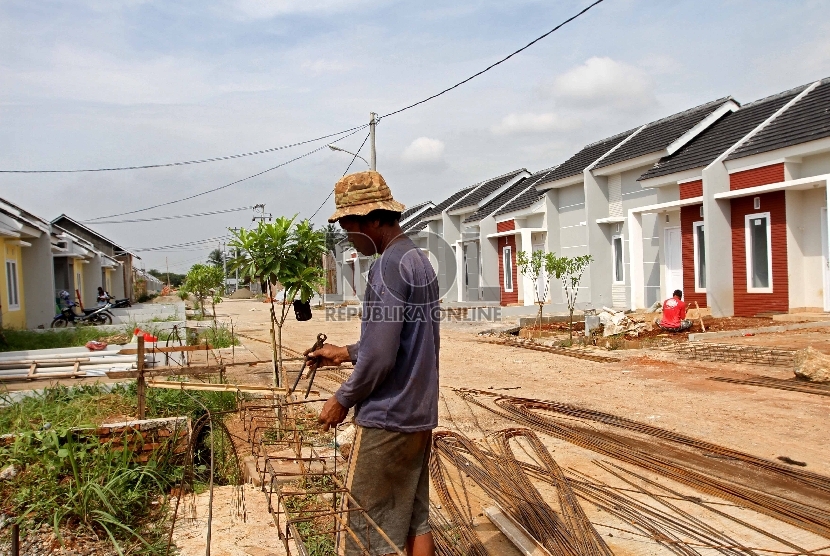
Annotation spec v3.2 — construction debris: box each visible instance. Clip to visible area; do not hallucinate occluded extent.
[794,346,830,383]
[598,307,650,337]
[478,336,619,363]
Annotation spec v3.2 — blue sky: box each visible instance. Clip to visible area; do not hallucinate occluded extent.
[1,0,829,271]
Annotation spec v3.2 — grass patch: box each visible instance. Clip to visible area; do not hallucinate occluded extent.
[0,383,239,554]
[0,328,118,353]
[189,322,239,349]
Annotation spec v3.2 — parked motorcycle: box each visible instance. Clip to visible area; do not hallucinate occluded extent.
[51,291,114,327]
[109,297,131,308]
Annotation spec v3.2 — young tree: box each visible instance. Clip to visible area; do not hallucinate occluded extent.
[228,217,326,387]
[548,254,593,342]
[516,250,553,336]
[182,264,224,318]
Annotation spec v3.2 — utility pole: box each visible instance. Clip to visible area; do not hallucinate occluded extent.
[229,227,242,294]
[165,256,170,287]
[252,204,272,223]
[369,112,377,171]
[221,241,228,295]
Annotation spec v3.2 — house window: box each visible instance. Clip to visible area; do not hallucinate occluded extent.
[503,246,513,292]
[612,235,624,284]
[693,222,706,291]
[6,260,19,310]
[745,212,772,293]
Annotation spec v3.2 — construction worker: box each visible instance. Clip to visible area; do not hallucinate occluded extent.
[312,170,439,556]
[656,289,692,332]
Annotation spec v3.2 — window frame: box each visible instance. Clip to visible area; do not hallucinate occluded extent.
[693,221,706,293]
[744,212,773,293]
[502,246,514,293]
[611,234,625,285]
[5,259,19,311]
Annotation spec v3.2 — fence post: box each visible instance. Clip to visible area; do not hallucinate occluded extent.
[11,522,19,556]
[137,335,146,420]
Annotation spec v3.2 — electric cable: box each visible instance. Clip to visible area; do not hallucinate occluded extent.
[83,205,252,224]
[126,235,230,252]
[378,0,606,120]
[0,125,368,174]
[3,1,605,176]
[308,131,371,221]
[86,127,363,221]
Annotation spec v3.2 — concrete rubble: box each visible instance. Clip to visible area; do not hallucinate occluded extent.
[794,347,830,383]
[598,307,651,337]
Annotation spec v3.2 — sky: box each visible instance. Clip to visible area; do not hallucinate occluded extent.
[1,0,829,272]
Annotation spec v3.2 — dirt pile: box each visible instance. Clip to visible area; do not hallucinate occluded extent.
[794,347,830,383]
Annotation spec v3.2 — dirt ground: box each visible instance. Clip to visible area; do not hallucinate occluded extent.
[4,298,829,554]
[213,299,830,555]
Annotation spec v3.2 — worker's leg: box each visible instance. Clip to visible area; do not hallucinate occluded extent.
[679,319,692,331]
[406,532,435,556]
[337,427,432,556]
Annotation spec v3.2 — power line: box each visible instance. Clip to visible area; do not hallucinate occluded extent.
[127,235,230,252]
[83,205,252,224]
[379,0,606,120]
[0,125,368,174]
[308,131,372,221]
[86,127,363,221]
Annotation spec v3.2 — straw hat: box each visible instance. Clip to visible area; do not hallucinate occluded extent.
[328,171,406,223]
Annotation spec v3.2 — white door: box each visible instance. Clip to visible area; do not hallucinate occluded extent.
[664,227,683,300]
[532,243,546,302]
[822,208,830,311]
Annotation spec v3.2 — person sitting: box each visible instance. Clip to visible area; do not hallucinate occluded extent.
[656,289,692,332]
[97,286,111,307]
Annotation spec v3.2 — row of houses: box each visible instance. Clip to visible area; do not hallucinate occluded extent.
[335,75,830,318]
[0,201,146,329]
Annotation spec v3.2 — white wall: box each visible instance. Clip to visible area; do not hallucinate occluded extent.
[22,233,55,328]
[786,188,826,310]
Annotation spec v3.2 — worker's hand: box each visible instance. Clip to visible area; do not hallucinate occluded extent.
[318,396,348,432]
[308,343,350,367]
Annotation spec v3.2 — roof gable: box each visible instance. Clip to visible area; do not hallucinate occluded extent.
[544,130,636,183]
[726,77,830,161]
[494,167,558,216]
[447,169,528,212]
[595,97,734,170]
[639,86,807,181]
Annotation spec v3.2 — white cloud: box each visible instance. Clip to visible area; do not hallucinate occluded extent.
[552,57,655,111]
[301,58,357,75]
[233,0,382,18]
[491,112,579,135]
[401,137,445,165]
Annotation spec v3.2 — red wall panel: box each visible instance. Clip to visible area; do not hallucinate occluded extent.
[679,180,702,200]
[730,163,784,191]
[498,235,518,306]
[496,219,515,233]
[680,204,707,308]
[731,191,788,316]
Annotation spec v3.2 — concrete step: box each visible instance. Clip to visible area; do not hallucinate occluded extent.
[773,313,830,322]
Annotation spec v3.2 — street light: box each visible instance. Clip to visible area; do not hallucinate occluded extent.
[327,144,370,167]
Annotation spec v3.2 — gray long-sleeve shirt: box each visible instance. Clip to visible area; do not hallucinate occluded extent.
[334,236,440,433]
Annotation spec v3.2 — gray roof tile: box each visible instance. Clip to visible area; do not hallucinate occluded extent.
[726,78,830,161]
[463,177,532,223]
[494,167,559,216]
[544,130,635,183]
[402,186,476,233]
[639,86,806,181]
[447,169,527,212]
[595,97,733,170]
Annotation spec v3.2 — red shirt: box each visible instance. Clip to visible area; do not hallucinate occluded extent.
[660,296,687,328]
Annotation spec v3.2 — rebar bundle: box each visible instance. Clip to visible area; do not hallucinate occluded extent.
[478,337,620,363]
[709,375,830,397]
[670,342,798,367]
[433,429,613,556]
[456,389,830,539]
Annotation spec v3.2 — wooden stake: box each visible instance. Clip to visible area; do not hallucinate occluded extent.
[137,336,146,420]
[695,301,706,332]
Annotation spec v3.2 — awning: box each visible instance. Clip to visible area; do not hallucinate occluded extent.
[713,174,829,200]
[485,227,545,239]
[629,196,703,215]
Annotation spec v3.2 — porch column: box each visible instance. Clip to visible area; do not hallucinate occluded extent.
[628,210,645,310]
[455,241,464,302]
[519,229,535,306]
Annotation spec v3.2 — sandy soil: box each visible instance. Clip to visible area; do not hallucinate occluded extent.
[216,299,830,555]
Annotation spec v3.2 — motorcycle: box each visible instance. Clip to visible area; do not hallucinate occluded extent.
[51,291,114,328]
[109,297,132,308]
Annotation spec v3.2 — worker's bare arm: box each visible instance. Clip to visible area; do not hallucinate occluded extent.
[318,396,348,431]
[309,343,351,367]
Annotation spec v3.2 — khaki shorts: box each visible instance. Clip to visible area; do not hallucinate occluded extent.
[337,426,431,556]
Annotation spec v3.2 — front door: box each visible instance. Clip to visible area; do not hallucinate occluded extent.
[664,226,683,300]
[463,242,480,302]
